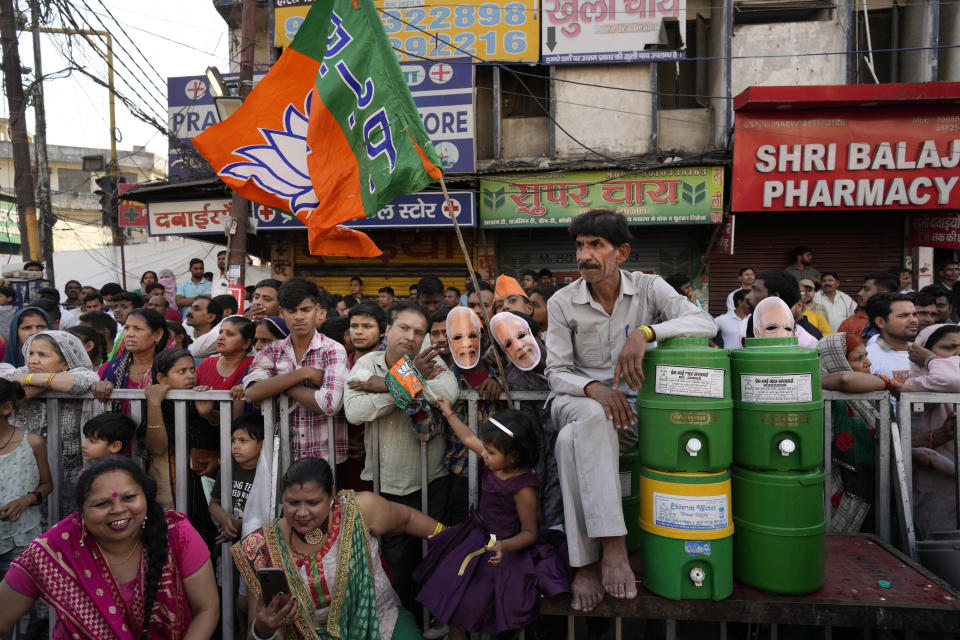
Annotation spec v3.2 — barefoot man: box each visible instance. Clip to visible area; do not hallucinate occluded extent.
[545,209,716,612]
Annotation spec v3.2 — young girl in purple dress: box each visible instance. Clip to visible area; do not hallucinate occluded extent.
[415,398,569,638]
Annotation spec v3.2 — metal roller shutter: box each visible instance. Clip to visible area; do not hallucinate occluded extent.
[708,212,906,312]
[291,229,477,296]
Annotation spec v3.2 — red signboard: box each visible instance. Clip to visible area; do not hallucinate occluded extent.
[909,212,960,249]
[117,184,147,227]
[713,215,735,254]
[732,106,960,212]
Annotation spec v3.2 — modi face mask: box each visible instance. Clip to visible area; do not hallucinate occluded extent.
[490,312,541,371]
[753,296,795,338]
[446,306,482,369]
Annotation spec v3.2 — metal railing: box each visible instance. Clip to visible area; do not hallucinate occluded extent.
[34,386,952,638]
[897,391,960,560]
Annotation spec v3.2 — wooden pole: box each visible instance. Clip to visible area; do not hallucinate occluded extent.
[438,175,513,408]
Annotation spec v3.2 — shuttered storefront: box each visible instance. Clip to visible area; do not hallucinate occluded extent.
[291,229,478,296]
[496,226,714,288]
[708,212,906,312]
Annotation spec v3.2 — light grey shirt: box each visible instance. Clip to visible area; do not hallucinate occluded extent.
[344,350,459,496]
[545,270,717,398]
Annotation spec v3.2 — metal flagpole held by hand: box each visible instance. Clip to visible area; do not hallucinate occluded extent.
[438,175,514,408]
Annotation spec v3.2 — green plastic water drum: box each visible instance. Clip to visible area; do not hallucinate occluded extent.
[729,337,823,471]
[732,466,825,594]
[620,446,643,552]
[637,338,733,472]
[638,466,734,600]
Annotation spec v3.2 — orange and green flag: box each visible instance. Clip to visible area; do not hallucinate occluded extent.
[385,355,426,409]
[193,0,442,257]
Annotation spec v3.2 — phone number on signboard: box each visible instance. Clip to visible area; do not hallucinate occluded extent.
[381,3,533,59]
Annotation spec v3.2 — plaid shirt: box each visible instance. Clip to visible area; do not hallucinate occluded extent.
[243,331,348,463]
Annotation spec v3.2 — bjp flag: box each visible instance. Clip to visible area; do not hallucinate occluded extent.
[193,0,442,257]
[384,355,426,409]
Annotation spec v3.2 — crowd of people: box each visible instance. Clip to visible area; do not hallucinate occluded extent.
[0,225,955,639]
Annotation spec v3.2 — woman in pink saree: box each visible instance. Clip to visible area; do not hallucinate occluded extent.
[0,456,219,639]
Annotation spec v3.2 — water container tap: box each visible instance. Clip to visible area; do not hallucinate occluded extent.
[685,438,702,456]
[689,567,705,587]
[778,439,796,456]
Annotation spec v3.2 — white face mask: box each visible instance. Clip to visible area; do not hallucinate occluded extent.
[446,307,482,369]
[753,297,795,338]
[490,312,541,371]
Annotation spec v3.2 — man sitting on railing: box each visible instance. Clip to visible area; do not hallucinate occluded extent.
[344,301,460,616]
[243,278,348,466]
[545,209,716,613]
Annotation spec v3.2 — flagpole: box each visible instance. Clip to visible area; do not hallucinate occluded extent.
[439,175,513,409]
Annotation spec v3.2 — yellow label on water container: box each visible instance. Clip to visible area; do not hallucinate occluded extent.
[639,473,734,540]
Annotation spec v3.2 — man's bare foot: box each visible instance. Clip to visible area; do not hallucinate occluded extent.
[570,563,604,612]
[600,537,637,599]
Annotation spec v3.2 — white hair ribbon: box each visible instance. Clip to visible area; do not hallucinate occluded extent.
[488,416,514,437]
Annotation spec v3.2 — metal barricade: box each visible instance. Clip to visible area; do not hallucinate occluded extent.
[897,391,960,560]
[37,389,339,640]
[822,390,896,544]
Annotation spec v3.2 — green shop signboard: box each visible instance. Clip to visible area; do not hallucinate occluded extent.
[480,167,725,227]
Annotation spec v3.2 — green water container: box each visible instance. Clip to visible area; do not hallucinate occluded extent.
[729,337,823,471]
[639,467,734,600]
[637,338,733,472]
[620,447,643,552]
[732,466,825,594]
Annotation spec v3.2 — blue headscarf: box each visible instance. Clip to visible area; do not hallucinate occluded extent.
[263,316,289,340]
[4,306,52,367]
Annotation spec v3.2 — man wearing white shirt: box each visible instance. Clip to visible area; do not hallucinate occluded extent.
[210,250,230,298]
[813,272,857,331]
[865,293,917,382]
[715,289,750,349]
[725,266,755,312]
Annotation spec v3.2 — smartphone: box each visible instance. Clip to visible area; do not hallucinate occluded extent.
[257,568,290,605]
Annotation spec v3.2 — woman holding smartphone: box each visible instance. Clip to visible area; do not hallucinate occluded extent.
[234,457,440,640]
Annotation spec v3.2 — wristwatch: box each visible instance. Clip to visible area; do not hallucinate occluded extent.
[31,490,43,505]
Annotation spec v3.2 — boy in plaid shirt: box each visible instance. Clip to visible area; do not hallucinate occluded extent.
[244,277,348,465]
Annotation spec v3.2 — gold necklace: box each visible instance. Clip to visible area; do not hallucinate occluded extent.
[97,540,142,565]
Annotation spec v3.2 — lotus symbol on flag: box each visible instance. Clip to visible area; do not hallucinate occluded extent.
[220,93,319,216]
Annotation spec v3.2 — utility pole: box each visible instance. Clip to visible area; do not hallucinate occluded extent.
[227,0,256,291]
[30,0,54,285]
[0,0,40,262]
[25,25,124,287]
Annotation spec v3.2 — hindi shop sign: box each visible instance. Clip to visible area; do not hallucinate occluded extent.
[480,167,724,227]
[148,199,237,236]
[732,107,960,212]
[253,190,476,230]
[541,0,685,64]
[909,213,960,249]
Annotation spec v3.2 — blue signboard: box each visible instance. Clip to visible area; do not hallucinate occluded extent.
[400,58,475,173]
[168,58,474,182]
[252,191,475,230]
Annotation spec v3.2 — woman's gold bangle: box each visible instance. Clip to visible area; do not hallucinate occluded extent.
[44,373,55,388]
[431,522,445,537]
[24,374,33,386]
[147,424,165,430]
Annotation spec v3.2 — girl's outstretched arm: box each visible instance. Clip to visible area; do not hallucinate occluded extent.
[488,486,538,565]
[436,396,483,456]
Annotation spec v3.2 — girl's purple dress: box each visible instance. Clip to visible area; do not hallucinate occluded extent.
[414,471,570,633]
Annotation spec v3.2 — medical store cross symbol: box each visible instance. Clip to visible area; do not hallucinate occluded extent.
[186,79,207,100]
[442,199,460,219]
[120,204,141,224]
[429,64,452,83]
